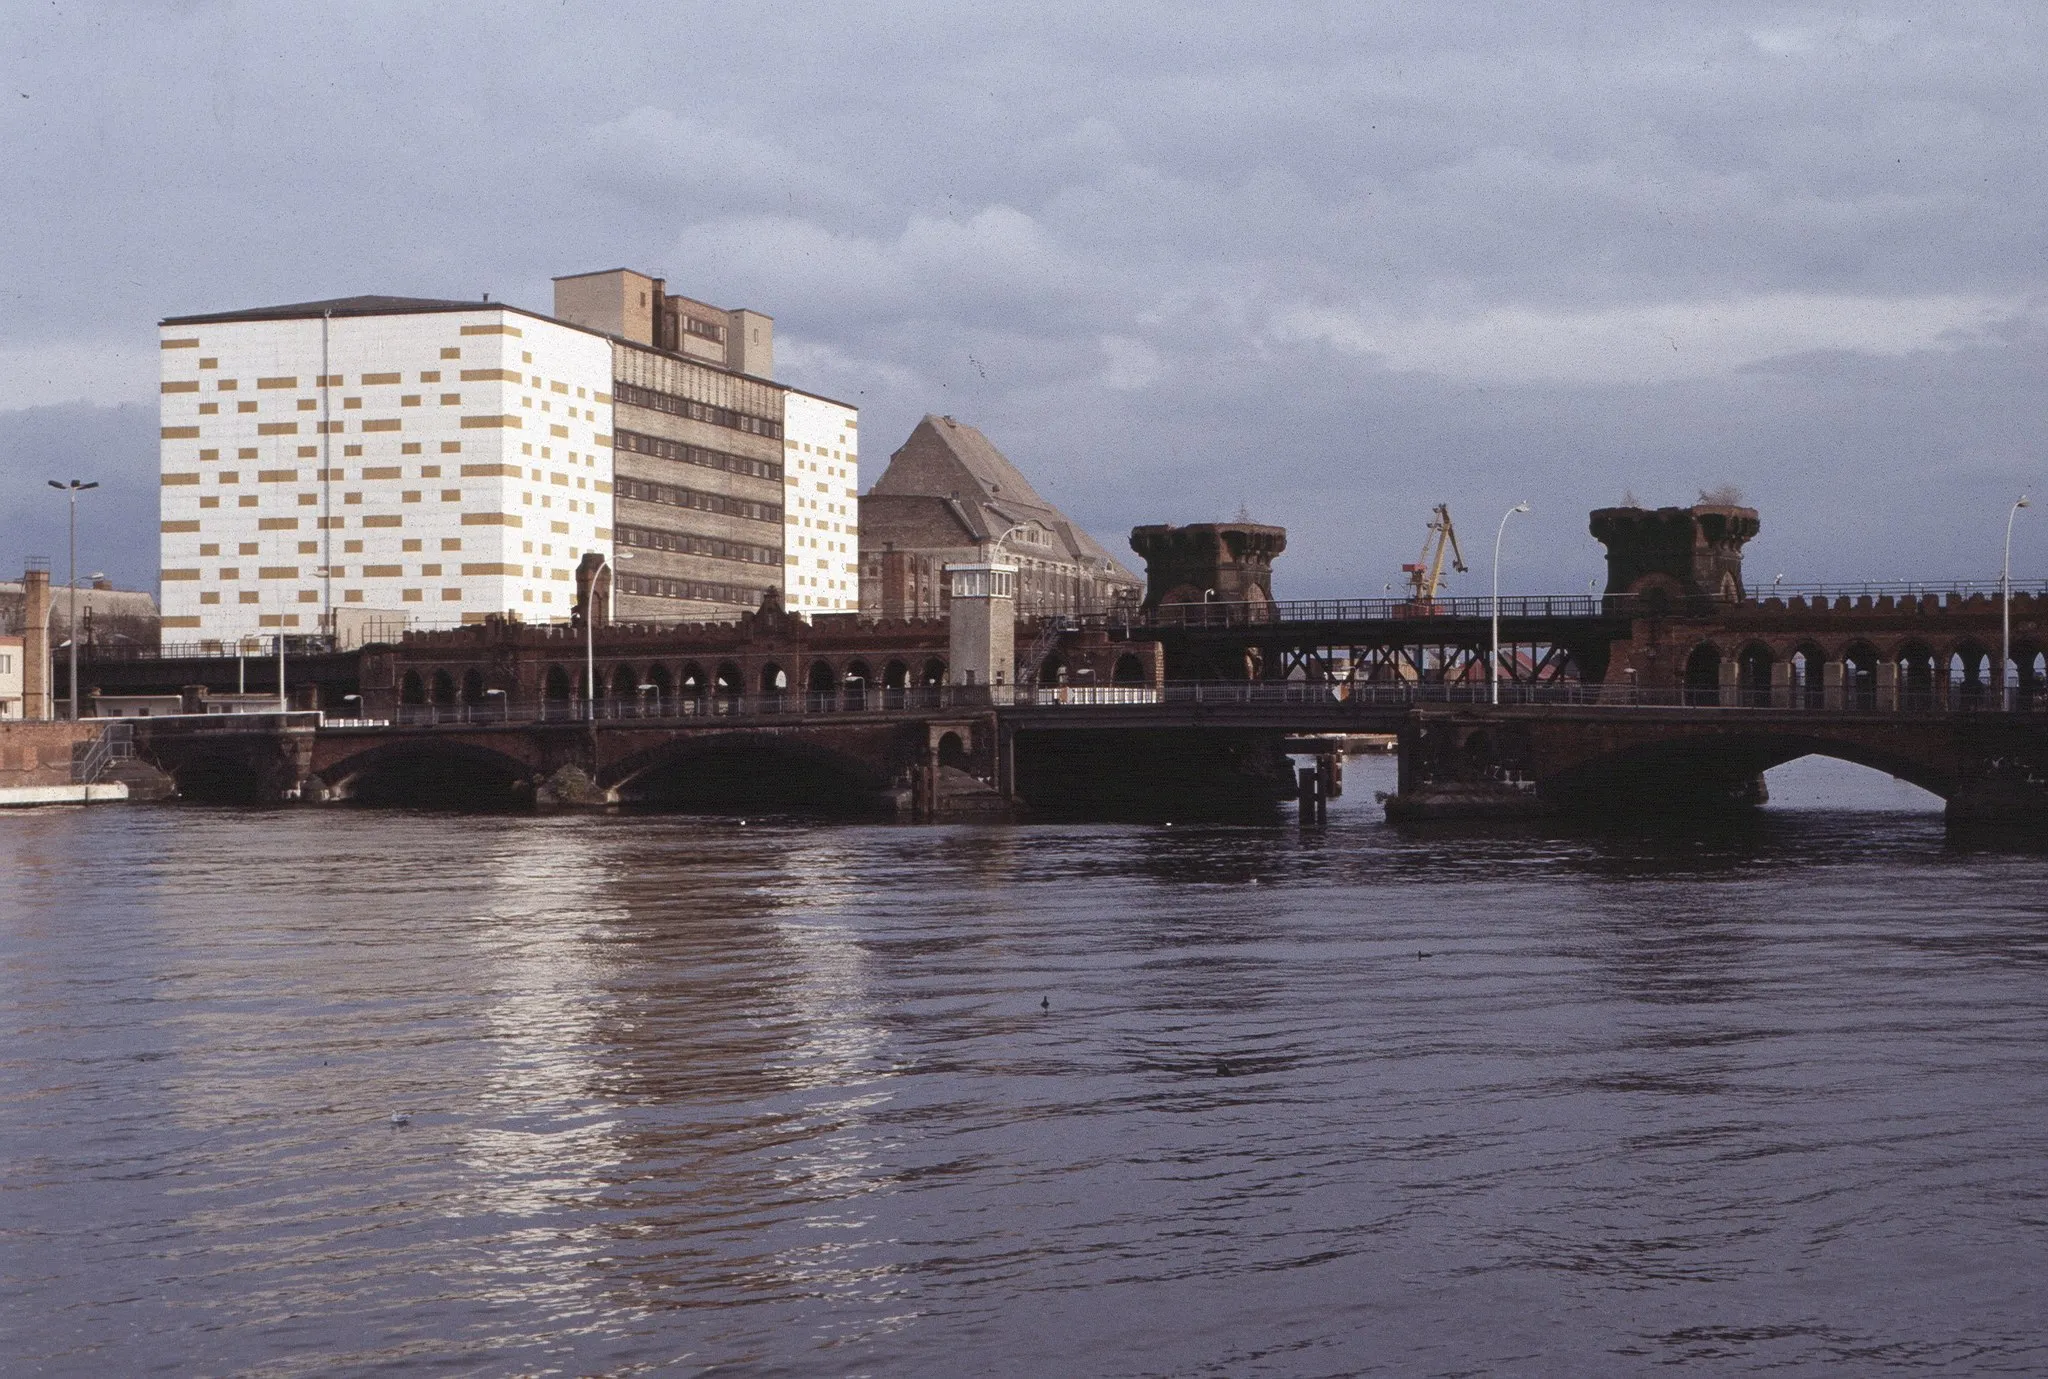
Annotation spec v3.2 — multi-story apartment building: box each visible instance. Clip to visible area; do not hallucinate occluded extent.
[159,271,860,643]
[158,298,616,646]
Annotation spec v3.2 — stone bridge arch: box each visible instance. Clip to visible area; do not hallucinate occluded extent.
[602,729,903,815]
[1523,717,1966,811]
[315,737,541,809]
[1536,727,1961,812]
[1406,709,1998,819]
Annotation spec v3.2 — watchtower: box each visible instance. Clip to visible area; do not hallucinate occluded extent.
[946,562,1016,688]
[1128,523,1287,610]
[1589,503,1759,609]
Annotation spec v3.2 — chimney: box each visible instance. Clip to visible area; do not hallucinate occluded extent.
[22,562,51,721]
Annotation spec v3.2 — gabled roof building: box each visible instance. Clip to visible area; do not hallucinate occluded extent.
[858,415,1141,621]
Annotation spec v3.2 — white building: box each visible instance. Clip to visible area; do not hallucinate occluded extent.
[780,389,861,614]
[0,635,22,719]
[159,298,615,647]
[162,280,862,641]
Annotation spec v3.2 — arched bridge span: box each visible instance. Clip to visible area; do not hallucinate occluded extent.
[1401,706,2048,821]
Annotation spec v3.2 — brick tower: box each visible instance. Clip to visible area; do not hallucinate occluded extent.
[1128,523,1288,611]
[1588,503,1759,610]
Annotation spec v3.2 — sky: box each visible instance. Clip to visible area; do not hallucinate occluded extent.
[4,1,2046,599]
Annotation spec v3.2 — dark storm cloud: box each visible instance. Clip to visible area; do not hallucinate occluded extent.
[5,2,2046,595]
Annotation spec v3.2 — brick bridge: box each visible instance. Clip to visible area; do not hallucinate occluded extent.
[93,500,2048,828]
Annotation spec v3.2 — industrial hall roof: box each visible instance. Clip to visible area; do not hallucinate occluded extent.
[861,414,1139,581]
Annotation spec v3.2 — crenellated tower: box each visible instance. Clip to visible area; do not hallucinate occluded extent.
[1588,503,1759,610]
[1128,523,1288,610]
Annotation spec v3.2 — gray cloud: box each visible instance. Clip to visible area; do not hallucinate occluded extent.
[6,1,2048,599]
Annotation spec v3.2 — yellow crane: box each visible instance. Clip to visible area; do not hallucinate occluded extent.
[1401,503,1467,604]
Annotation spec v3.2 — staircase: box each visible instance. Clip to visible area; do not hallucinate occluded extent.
[72,720,132,784]
[1016,615,1074,689]
[71,721,174,800]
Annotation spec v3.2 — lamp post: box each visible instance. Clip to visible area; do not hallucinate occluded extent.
[585,561,602,722]
[46,479,98,721]
[1491,502,1531,705]
[585,551,630,721]
[485,687,507,723]
[2007,497,2023,708]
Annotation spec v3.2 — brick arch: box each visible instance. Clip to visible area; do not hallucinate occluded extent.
[1537,727,1961,810]
[315,738,538,809]
[603,731,893,814]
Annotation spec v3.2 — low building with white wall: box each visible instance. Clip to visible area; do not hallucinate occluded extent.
[0,635,22,719]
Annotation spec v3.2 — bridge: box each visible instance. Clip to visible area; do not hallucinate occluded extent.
[88,499,2048,830]
[119,674,2048,829]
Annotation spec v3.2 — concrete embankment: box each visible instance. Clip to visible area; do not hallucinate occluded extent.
[0,721,131,807]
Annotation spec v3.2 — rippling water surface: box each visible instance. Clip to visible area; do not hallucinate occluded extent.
[7,757,2048,1376]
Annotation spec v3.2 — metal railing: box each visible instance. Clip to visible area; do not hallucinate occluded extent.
[73,720,133,783]
[389,685,1002,727]
[1118,594,1620,629]
[359,679,2048,726]
[88,636,341,662]
[1763,580,2048,603]
[1033,680,2048,712]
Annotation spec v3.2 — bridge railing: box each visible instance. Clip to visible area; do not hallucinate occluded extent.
[1763,580,2048,604]
[1105,594,1622,629]
[335,679,2048,728]
[1034,681,2048,711]
[386,685,1009,726]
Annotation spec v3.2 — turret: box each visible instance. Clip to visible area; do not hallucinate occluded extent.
[1128,523,1287,610]
[1589,503,1759,611]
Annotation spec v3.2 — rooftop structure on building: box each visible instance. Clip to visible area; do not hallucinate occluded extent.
[0,575,158,649]
[859,415,1141,621]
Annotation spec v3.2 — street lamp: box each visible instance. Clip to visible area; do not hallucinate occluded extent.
[584,551,630,721]
[2007,497,2023,708]
[46,479,98,720]
[340,693,362,721]
[485,687,507,723]
[1491,502,1531,706]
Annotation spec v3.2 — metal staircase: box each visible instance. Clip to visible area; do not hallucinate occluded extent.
[1016,616,1075,688]
[73,720,134,784]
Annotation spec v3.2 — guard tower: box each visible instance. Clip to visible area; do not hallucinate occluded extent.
[1588,503,1759,611]
[1128,523,1288,611]
[946,562,1016,689]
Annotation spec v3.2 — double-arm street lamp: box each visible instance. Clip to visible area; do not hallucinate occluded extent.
[47,479,99,721]
[2007,495,2023,708]
[1491,502,1531,705]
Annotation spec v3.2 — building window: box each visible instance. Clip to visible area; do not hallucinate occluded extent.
[614,476,781,524]
[614,524,781,568]
[617,572,765,606]
[612,382,782,440]
[614,428,782,482]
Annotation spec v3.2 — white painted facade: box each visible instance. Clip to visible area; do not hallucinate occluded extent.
[159,307,614,646]
[781,389,861,614]
[0,635,22,719]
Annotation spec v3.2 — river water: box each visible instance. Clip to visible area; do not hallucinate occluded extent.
[6,758,2048,1377]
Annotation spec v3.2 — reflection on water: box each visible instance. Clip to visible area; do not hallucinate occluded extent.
[6,768,2048,1376]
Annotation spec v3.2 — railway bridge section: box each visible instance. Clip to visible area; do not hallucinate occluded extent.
[91,497,2048,829]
